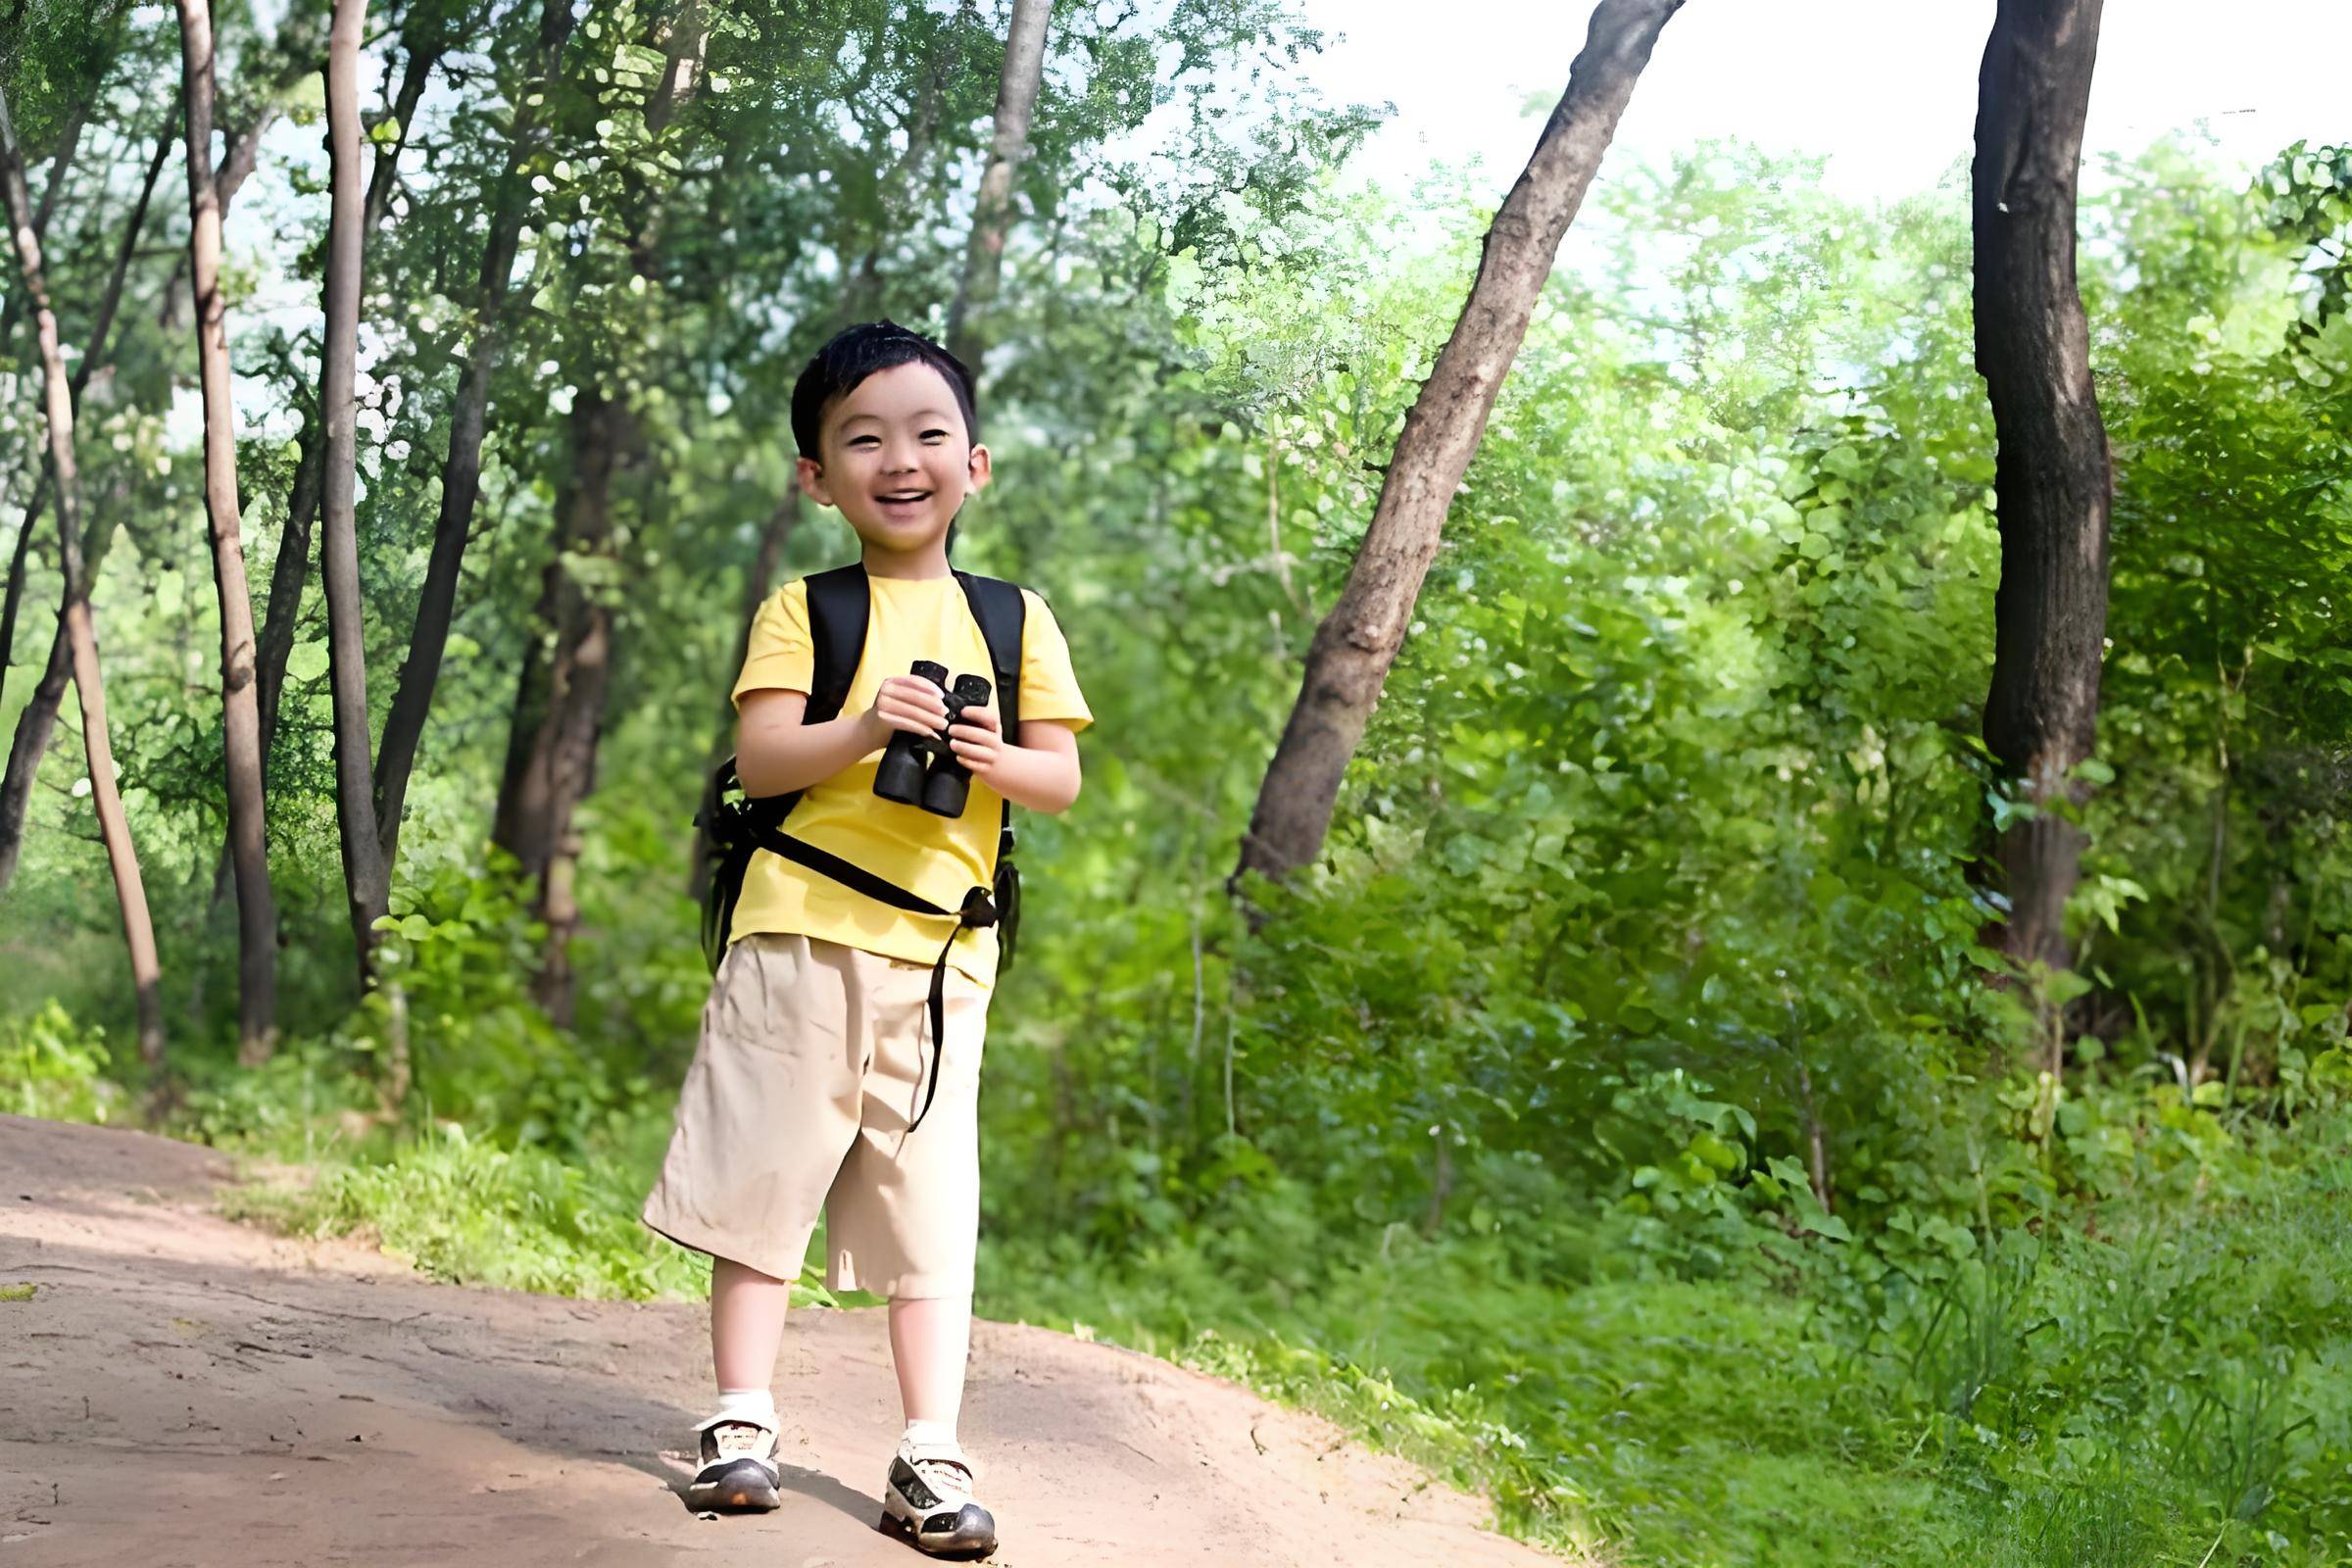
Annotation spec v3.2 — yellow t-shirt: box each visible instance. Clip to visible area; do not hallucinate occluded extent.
[727,572,1092,986]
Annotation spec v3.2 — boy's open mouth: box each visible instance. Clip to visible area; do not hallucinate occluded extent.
[875,489,933,509]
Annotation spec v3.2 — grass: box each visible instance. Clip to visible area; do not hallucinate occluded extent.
[14,1021,2350,1568]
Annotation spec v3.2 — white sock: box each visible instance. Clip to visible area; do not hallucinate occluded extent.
[715,1388,776,1428]
[903,1417,957,1451]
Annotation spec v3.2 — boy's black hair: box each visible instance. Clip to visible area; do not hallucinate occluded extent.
[789,319,978,460]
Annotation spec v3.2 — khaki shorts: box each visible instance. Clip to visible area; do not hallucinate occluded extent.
[640,931,991,1298]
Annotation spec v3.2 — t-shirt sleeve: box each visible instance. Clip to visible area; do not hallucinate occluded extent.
[1017,589,1092,734]
[731,579,814,708]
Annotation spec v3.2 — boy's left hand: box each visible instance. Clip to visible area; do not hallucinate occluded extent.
[946,704,1006,779]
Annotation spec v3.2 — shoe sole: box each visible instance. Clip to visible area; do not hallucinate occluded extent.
[687,1457,781,1513]
[879,1502,997,1560]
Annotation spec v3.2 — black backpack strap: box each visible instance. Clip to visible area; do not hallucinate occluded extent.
[698,567,868,972]
[952,571,1025,743]
[802,563,871,724]
[953,571,1027,967]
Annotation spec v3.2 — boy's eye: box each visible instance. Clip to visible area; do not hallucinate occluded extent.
[846,435,880,450]
[920,428,949,443]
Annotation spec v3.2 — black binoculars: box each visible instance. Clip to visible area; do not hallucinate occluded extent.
[873,661,993,818]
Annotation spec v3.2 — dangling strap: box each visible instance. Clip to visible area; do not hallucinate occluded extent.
[749,822,995,1134]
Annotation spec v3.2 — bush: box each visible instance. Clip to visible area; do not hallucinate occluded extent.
[0,1002,120,1124]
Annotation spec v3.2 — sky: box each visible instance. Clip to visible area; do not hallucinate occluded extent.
[1298,0,2350,204]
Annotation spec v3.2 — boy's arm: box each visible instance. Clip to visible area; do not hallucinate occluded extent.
[736,677,952,799]
[947,710,1082,814]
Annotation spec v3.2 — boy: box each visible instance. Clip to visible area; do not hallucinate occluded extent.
[642,320,1090,1560]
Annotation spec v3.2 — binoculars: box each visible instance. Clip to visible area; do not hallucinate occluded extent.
[873,661,993,817]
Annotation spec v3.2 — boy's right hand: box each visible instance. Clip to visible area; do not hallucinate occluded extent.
[864,675,951,749]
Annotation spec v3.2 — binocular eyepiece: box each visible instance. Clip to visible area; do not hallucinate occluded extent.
[872,660,993,818]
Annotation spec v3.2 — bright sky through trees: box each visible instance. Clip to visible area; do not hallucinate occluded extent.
[1303,0,2349,203]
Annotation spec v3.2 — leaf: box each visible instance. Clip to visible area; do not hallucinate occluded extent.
[285,642,330,683]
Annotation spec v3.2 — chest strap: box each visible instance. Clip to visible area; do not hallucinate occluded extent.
[750,824,994,1135]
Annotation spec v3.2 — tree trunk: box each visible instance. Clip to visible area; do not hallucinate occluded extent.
[319,0,390,982]
[1233,0,1684,890]
[231,2,440,892]
[0,84,166,1078]
[156,17,313,334]
[0,91,83,352]
[687,491,799,899]
[208,423,321,913]
[362,3,447,236]
[1972,0,2113,980]
[253,427,323,771]
[0,90,176,891]
[944,0,1050,374]
[373,0,578,873]
[493,393,636,1025]
[176,0,280,1062]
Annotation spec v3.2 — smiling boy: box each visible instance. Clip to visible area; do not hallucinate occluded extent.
[642,321,1090,1559]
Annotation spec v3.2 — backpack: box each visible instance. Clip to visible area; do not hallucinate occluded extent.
[696,563,1028,983]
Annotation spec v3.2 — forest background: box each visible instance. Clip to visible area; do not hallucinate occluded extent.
[2,2,2349,1565]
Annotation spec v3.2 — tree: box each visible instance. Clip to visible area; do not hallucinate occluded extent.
[0,80,166,1080]
[1970,0,2113,1003]
[373,0,577,873]
[492,0,709,1020]
[687,491,799,900]
[0,86,175,892]
[492,390,640,1023]
[946,0,1051,373]
[175,0,278,1060]
[248,0,453,804]
[1234,0,1687,890]
[318,0,389,980]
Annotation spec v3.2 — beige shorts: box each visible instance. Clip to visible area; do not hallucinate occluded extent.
[640,931,991,1298]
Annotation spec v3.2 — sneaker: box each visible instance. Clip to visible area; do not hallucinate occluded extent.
[878,1436,997,1560]
[684,1410,781,1512]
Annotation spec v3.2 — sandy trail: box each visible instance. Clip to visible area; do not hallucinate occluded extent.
[0,1114,1563,1567]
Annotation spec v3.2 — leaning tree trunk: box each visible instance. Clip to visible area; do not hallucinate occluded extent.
[0,87,172,724]
[176,0,280,1061]
[0,84,167,1078]
[0,51,99,351]
[1972,0,2113,1006]
[0,91,176,893]
[945,0,1051,373]
[492,393,637,1025]
[373,0,577,873]
[318,0,390,982]
[1234,0,1686,890]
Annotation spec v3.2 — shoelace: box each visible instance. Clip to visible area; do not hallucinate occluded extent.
[710,1421,769,1456]
[909,1453,974,1503]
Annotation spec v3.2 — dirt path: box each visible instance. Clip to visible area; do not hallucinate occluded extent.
[0,1115,1564,1567]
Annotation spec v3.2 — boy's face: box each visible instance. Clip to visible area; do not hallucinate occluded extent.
[796,360,989,563]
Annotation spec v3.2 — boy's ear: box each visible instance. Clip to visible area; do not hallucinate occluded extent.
[795,456,833,508]
[964,443,992,494]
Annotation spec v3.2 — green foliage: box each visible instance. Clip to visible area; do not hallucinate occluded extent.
[0,1002,119,1123]
[224,1118,712,1301]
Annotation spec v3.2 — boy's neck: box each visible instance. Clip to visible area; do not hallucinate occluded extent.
[859,541,954,581]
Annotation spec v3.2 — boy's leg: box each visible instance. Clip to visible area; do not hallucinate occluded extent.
[887,1291,973,1438]
[640,935,873,1513]
[713,1255,794,1392]
[826,951,997,1555]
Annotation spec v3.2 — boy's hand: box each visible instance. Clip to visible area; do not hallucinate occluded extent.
[865,675,951,749]
[946,704,1006,779]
